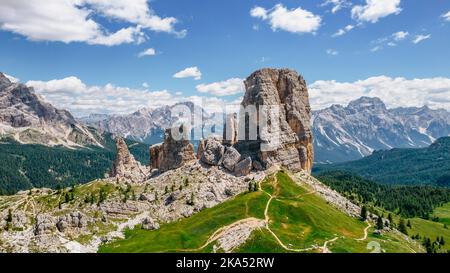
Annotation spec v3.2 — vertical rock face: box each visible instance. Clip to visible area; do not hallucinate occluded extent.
[223,113,238,146]
[238,68,313,173]
[149,125,196,172]
[111,138,149,182]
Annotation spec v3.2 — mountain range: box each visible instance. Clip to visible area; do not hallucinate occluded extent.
[0,72,149,194]
[313,97,450,163]
[79,101,213,145]
[0,73,102,147]
[79,96,450,164]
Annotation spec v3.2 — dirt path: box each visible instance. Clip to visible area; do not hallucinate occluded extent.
[356,222,371,241]
[261,174,321,253]
[167,217,263,253]
[320,237,340,253]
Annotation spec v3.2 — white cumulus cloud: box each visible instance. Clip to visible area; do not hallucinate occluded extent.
[392,31,409,41]
[173,67,202,80]
[196,78,244,97]
[412,34,431,44]
[0,0,185,46]
[321,0,352,14]
[250,4,321,34]
[442,11,450,21]
[26,76,241,116]
[26,77,176,116]
[309,76,450,110]
[332,25,354,37]
[352,0,402,23]
[138,48,156,57]
[326,49,339,55]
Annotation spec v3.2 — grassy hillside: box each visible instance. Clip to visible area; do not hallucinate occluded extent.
[406,202,450,252]
[0,134,149,195]
[313,170,450,253]
[313,137,450,187]
[99,171,421,253]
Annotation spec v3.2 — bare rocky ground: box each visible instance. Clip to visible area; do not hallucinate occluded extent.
[293,171,361,217]
[0,162,265,253]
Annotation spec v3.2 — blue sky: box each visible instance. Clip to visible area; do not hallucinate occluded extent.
[1,0,450,115]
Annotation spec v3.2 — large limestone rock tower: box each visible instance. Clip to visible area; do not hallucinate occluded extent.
[235,68,314,173]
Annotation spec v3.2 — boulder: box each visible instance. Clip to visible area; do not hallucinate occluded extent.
[139,193,156,202]
[200,137,225,166]
[252,160,264,171]
[234,157,252,177]
[222,147,241,171]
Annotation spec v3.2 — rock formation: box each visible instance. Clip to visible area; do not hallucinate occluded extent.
[223,113,238,146]
[200,136,225,166]
[236,68,313,173]
[233,157,253,177]
[110,138,149,182]
[222,147,241,172]
[149,125,196,172]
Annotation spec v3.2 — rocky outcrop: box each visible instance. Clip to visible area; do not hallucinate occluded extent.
[237,68,313,173]
[149,125,196,172]
[223,113,238,146]
[197,139,206,160]
[141,217,160,230]
[34,214,56,235]
[56,211,89,232]
[110,138,149,182]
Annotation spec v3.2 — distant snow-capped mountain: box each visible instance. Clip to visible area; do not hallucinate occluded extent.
[313,97,450,163]
[0,72,103,147]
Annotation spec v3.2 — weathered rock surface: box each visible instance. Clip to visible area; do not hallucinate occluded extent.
[294,171,360,217]
[34,214,56,235]
[223,113,238,146]
[237,68,313,173]
[222,147,241,172]
[149,125,196,172]
[100,202,142,216]
[110,138,149,182]
[141,217,160,230]
[56,211,89,232]
[197,139,206,160]
[234,157,253,177]
[201,136,225,166]
[0,72,102,147]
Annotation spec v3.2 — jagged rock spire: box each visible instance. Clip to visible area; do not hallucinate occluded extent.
[111,137,149,182]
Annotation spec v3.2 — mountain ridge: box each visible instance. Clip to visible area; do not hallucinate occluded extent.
[313,96,450,163]
[0,72,103,147]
